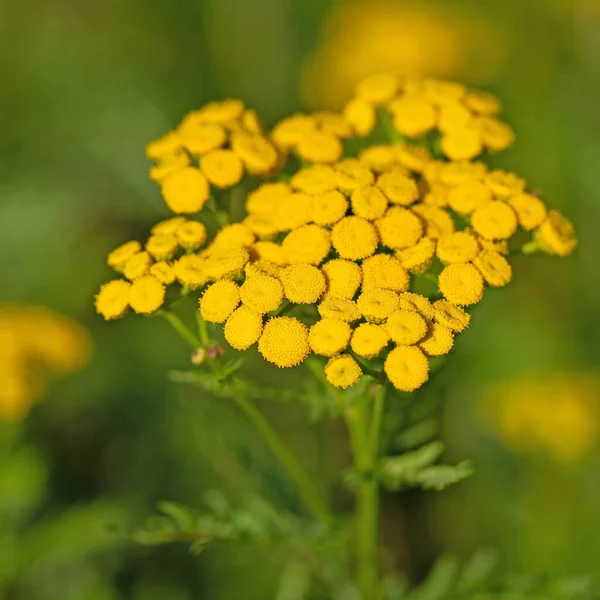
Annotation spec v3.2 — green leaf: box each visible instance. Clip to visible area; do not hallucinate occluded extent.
[409,555,459,600]
[455,548,497,594]
[377,441,445,489]
[412,461,473,491]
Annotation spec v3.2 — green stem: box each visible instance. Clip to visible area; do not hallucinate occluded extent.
[346,385,386,599]
[160,311,201,349]
[230,390,332,527]
[195,311,210,346]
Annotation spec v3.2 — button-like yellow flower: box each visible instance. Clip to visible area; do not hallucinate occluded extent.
[149,152,191,183]
[438,263,484,306]
[447,180,493,215]
[389,97,437,138]
[231,133,279,175]
[282,224,331,265]
[484,170,525,197]
[473,250,512,287]
[250,242,288,266]
[436,231,480,264]
[413,204,455,239]
[199,149,244,188]
[258,317,310,368]
[161,167,210,214]
[331,216,378,260]
[272,114,318,149]
[385,309,428,345]
[325,354,362,388]
[151,217,187,236]
[318,297,362,323]
[272,192,313,231]
[398,292,435,321]
[350,323,389,358]
[281,265,326,304]
[334,159,375,191]
[433,300,470,332]
[437,102,473,133]
[376,170,419,206]
[225,306,263,350]
[464,90,502,115]
[146,131,182,160]
[149,261,176,285]
[476,117,515,152]
[240,274,284,314]
[419,323,454,357]
[176,221,208,251]
[384,346,429,392]
[290,164,338,194]
[123,251,153,281]
[178,122,227,155]
[441,127,484,161]
[146,234,179,261]
[358,146,396,172]
[362,254,409,292]
[129,276,165,315]
[212,223,255,251]
[396,237,437,273]
[173,255,209,289]
[355,73,399,103]
[357,289,400,322]
[351,185,388,220]
[321,259,362,299]
[393,144,432,173]
[107,240,142,272]
[95,280,131,320]
[376,207,423,249]
[535,210,577,257]
[311,190,349,226]
[471,200,518,240]
[309,318,352,357]
[296,131,343,164]
[200,280,241,323]
[203,248,249,280]
[507,193,547,231]
[343,98,376,136]
[439,161,487,186]
[246,182,292,215]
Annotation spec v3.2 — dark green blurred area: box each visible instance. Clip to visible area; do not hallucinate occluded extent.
[1,0,600,597]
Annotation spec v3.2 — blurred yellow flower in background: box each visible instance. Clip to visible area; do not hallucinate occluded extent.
[0,305,92,421]
[484,373,600,463]
[301,1,507,109]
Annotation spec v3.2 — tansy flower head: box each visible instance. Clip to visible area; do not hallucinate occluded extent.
[200,280,241,323]
[318,297,362,323]
[203,248,250,280]
[129,276,165,315]
[308,318,352,357]
[398,292,435,321]
[357,288,400,322]
[161,167,210,214]
[419,323,454,357]
[311,190,349,226]
[362,254,409,292]
[281,265,326,304]
[282,224,331,265]
[250,242,288,266]
[240,274,284,314]
[146,235,179,262]
[331,216,379,260]
[350,323,389,359]
[412,204,455,239]
[485,169,525,197]
[176,221,208,251]
[95,280,131,320]
[384,346,429,392]
[290,164,338,194]
[351,185,389,221]
[199,148,244,188]
[535,210,577,257]
[447,180,493,215]
[108,241,142,271]
[322,259,362,299]
[258,317,310,368]
[376,170,419,206]
[385,309,428,345]
[396,237,436,273]
[325,354,362,389]
[149,261,176,285]
[174,254,209,289]
[225,306,263,350]
[438,263,485,306]
[433,300,470,333]
[123,251,153,281]
[296,130,343,164]
[473,250,512,287]
[507,193,547,231]
[151,217,187,236]
[334,159,374,191]
[212,223,255,250]
[436,231,480,264]
[376,207,423,249]
[471,200,518,240]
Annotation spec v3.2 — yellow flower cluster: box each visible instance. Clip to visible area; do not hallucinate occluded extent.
[98,75,577,394]
[0,305,92,421]
[146,99,281,213]
[485,373,599,463]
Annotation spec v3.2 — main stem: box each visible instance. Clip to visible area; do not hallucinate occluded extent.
[346,384,386,599]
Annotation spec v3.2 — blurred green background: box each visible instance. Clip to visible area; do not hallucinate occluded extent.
[1,0,599,597]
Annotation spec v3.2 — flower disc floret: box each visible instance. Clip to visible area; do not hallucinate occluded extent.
[389,97,436,138]
[351,186,388,220]
[129,276,165,315]
[412,204,455,239]
[95,280,131,320]
[473,250,512,287]
[290,165,338,194]
[123,251,153,281]
[200,280,241,323]
[225,306,263,350]
[508,193,547,231]
[108,241,142,271]
[199,149,244,188]
[357,289,400,322]
[471,200,518,240]
[476,117,515,151]
[436,231,480,264]
[384,346,429,392]
[440,127,483,161]
[385,309,428,345]
[282,224,331,265]
[485,170,525,197]
[331,217,378,260]
[318,297,361,322]
[433,300,470,332]
[376,207,423,249]
[174,255,209,288]
[534,210,577,257]
[258,317,309,368]
[396,238,437,273]
[447,180,493,215]
[398,292,435,321]
[308,318,352,357]
[146,235,179,261]
[361,254,409,292]
[350,323,389,358]
[281,265,326,304]
[343,99,376,136]
[438,263,484,306]
[334,159,375,191]
[419,323,454,357]
[322,259,362,299]
[240,274,284,314]
[203,248,250,279]
[296,131,343,164]
[231,133,278,175]
[311,190,349,226]
[325,355,362,388]
[376,171,419,206]
[161,167,210,214]
[176,221,208,250]
[149,262,176,285]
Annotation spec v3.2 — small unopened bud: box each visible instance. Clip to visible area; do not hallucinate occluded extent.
[191,347,207,365]
[206,344,225,360]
